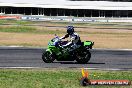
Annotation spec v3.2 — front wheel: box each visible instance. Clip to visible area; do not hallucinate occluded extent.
[76,50,91,64]
[42,51,56,63]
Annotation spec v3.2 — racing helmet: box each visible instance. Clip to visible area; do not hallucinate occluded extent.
[67,26,74,35]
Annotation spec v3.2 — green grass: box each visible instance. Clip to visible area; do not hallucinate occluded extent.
[0,26,64,34]
[0,20,33,25]
[0,20,132,32]
[0,25,132,35]
[0,26,66,34]
[0,20,132,34]
[0,69,131,88]
[0,19,132,49]
[0,26,36,33]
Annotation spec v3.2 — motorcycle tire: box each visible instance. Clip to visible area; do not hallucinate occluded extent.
[76,50,91,64]
[42,51,55,63]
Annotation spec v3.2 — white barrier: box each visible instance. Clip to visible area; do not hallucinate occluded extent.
[21,16,132,23]
[109,20,132,22]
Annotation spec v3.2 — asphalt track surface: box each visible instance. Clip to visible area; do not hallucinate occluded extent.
[0,47,132,70]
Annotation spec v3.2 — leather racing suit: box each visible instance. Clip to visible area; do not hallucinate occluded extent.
[60,32,81,52]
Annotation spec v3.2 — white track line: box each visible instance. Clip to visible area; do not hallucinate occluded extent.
[0,67,40,69]
[81,68,123,71]
[0,67,131,71]
[0,46,132,51]
[93,48,132,51]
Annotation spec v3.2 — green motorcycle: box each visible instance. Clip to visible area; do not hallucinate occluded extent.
[42,35,94,64]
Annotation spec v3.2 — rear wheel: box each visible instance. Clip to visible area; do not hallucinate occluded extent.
[76,50,91,64]
[42,51,55,63]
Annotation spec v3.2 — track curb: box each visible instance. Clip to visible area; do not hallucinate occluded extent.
[0,46,132,51]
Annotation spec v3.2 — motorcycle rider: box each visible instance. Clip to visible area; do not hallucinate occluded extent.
[59,26,81,53]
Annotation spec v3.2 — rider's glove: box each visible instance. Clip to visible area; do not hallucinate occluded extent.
[59,45,64,49]
[59,37,63,41]
[59,38,62,41]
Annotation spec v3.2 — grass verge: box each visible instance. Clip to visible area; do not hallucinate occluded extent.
[0,69,131,88]
[0,20,33,25]
[0,20,132,49]
[0,26,36,33]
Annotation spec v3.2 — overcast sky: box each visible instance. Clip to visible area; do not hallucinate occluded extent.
[0,0,66,4]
